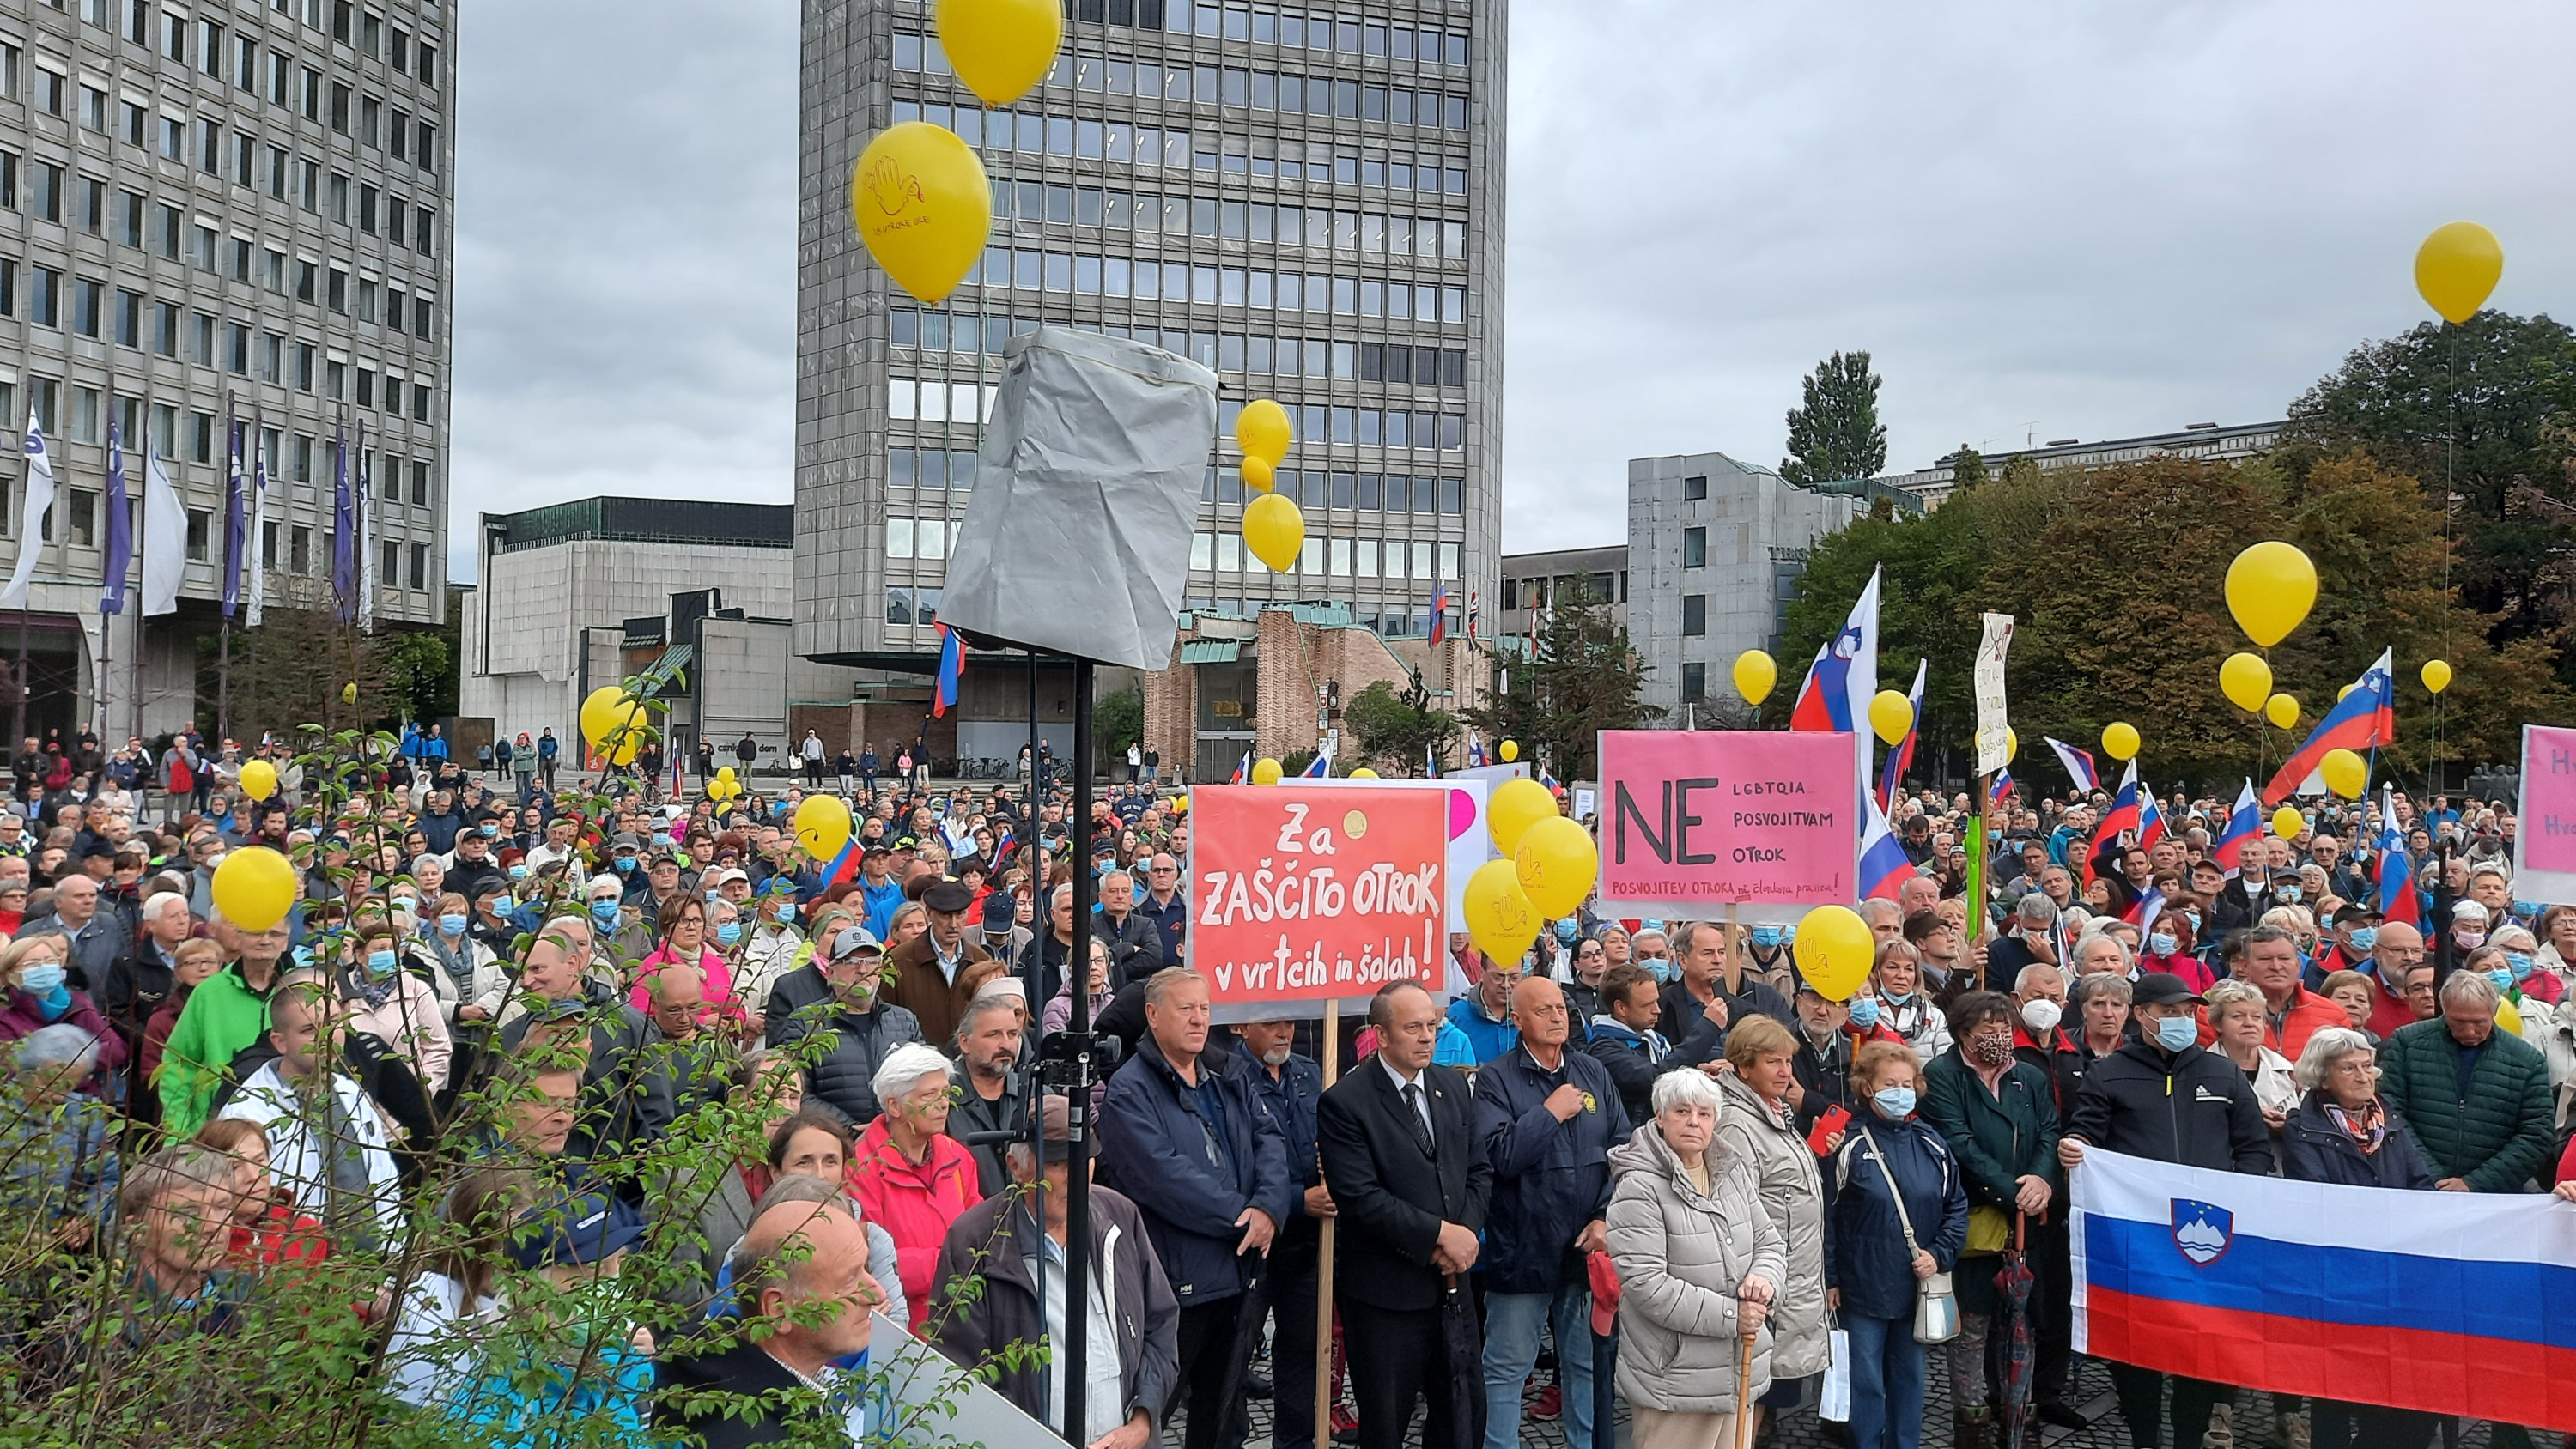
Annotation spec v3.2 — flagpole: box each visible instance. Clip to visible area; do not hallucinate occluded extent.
[218,396,234,743]
[129,393,145,743]
[97,404,113,744]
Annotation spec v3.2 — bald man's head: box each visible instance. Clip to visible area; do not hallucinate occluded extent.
[1510,973,1570,1051]
[732,1195,880,1375]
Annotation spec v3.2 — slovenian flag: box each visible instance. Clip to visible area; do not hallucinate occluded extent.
[2072,1148,2576,1432]
[821,835,860,889]
[1467,735,1487,768]
[2210,781,2260,880]
[2374,783,2420,928]
[1790,566,1881,812]
[2045,737,2100,794]
[1302,737,1335,778]
[1230,751,1250,785]
[2262,650,2396,805]
[2099,761,2145,844]
[1429,580,1452,646]
[933,624,964,718]
[1989,769,2015,804]
[2138,786,2167,853]
[2124,884,2166,933]
[1858,797,1914,902]
[1876,658,1925,815]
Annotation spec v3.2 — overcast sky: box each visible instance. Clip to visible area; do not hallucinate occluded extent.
[449,1,2576,574]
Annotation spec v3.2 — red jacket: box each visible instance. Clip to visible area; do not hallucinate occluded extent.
[2197,983,2354,1062]
[2366,975,2422,1040]
[847,1116,983,1332]
[229,1200,330,1267]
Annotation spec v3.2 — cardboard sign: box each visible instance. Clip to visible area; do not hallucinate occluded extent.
[1974,613,2014,775]
[2517,725,2576,903]
[1189,784,1449,1010]
[1595,730,1854,912]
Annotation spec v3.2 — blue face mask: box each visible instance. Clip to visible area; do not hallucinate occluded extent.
[439,913,469,937]
[715,921,744,947]
[2512,900,2541,922]
[2275,886,2302,905]
[2348,927,2379,955]
[2487,967,2514,993]
[1847,997,1881,1029]
[615,854,638,872]
[480,823,500,838]
[1642,955,1676,985]
[507,864,530,880]
[19,962,65,997]
[651,833,672,849]
[591,900,621,925]
[1555,919,1579,944]
[1871,1086,1916,1119]
[1750,926,1783,950]
[2148,933,2178,956]
[490,894,515,915]
[365,948,398,977]
[2152,1016,2198,1052]
[2507,952,2536,980]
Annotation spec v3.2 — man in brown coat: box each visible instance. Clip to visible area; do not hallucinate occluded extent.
[881,877,989,1052]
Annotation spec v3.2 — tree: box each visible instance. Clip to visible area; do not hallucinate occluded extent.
[203,578,404,743]
[1096,684,1144,761]
[1464,578,1660,779]
[1948,446,1989,493]
[1781,350,1888,487]
[1342,674,1456,774]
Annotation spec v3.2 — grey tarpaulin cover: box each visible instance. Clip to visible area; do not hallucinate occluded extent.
[940,324,1218,670]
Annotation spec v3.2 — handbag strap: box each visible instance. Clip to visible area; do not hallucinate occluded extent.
[1858,1126,1922,1258]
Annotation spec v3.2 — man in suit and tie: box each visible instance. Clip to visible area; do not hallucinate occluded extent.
[1317,979,1494,1449]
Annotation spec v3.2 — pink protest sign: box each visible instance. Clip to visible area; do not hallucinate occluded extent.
[2518,725,2576,882]
[1595,730,1854,907]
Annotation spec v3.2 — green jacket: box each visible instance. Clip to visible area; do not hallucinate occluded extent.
[2377,1017,2555,1192]
[155,963,276,1137]
[1920,1046,2063,1214]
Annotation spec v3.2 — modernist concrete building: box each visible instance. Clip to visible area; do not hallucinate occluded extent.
[1625,451,1875,720]
[1494,543,1625,658]
[793,0,1508,734]
[459,498,872,773]
[1881,421,2285,506]
[0,0,453,746]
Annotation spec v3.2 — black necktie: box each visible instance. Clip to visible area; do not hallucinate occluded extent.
[1401,1082,1434,1155]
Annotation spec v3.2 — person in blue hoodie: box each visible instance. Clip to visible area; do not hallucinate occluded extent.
[1444,941,1521,1065]
[1583,961,1726,1125]
[1825,1038,1970,1449]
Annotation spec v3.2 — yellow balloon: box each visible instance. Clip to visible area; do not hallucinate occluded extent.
[2421,658,2453,695]
[2271,806,2306,841]
[2219,652,2273,713]
[1348,767,1379,779]
[1462,858,1542,970]
[1236,398,1295,465]
[579,687,625,747]
[1172,794,1190,815]
[2002,728,2018,762]
[2320,748,2367,800]
[1868,690,1914,747]
[794,795,853,860]
[1791,905,1874,1003]
[238,758,278,803]
[2264,693,2300,730]
[2101,722,2139,761]
[716,766,737,785]
[850,122,993,305]
[1514,815,1598,919]
[1498,739,1519,763]
[1733,650,1777,707]
[1243,492,1304,573]
[935,0,1062,106]
[2224,542,2318,649]
[1241,456,1276,494]
[341,682,358,705]
[1488,777,1558,856]
[1252,758,1283,786]
[2415,221,2503,325]
[211,846,298,932]
[2338,684,2356,702]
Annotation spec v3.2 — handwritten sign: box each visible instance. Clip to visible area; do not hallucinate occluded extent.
[2517,725,2576,903]
[1974,612,2014,775]
[1594,730,1853,910]
[1189,785,1449,1011]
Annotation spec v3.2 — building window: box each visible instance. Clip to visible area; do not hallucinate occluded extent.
[1683,474,1708,501]
[1682,595,1706,636]
[410,459,430,506]
[1682,663,1707,700]
[1682,526,1706,569]
[409,542,428,590]
[185,508,209,560]
[289,525,310,574]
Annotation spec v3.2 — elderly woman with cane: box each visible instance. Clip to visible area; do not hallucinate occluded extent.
[1607,1067,1787,1449]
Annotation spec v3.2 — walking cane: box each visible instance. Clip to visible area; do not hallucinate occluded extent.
[1734,1321,1760,1449]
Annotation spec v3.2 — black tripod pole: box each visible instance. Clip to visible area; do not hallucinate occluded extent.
[2433,835,2456,985]
[1023,646,1051,1421]
[1063,655,1097,1445]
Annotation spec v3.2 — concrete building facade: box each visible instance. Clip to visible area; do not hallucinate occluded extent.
[1882,421,2285,506]
[0,0,453,748]
[1626,451,1866,720]
[1495,543,1624,657]
[793,0,1509,721]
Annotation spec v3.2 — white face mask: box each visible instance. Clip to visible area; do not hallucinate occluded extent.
[2020,999,2063,1035]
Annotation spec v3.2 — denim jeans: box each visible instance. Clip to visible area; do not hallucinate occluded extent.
[1481,1283,1595,1449]
[1845,1313,1926,1449]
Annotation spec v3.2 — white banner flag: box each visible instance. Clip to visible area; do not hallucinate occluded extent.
[1,415,57,609]
[141,444,185,616]
[1973,611,2015,775]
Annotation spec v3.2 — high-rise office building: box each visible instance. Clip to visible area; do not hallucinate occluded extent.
[794,0,1505,721]
[0,0,453,743]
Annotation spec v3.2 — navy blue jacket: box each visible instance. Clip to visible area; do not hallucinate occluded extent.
[1473,1043,1631,1294]
[1580,1015,1721,1129]
[1099,1034,1294,1307]
[1237,1047,1324,1222]
[2279,1092,2438,1191]
[1137,889,1188,968]
[1823,1112,1971,1322]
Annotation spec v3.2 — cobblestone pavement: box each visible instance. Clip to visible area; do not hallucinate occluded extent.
[1177,1336,2543,1449]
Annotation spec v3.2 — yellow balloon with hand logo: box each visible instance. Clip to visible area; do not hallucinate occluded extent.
[849,123,993,305]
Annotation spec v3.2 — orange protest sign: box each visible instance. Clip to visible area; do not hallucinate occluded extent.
[1189,784,1449,1008]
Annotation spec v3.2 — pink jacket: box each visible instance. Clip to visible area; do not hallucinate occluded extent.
[0,988,129,1093]
[847,1115,983,1331]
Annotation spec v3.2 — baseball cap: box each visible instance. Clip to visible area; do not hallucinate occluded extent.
[2133,972,2204,1008]
[1037,1093,1098,1157]
[706,866,749,890]
[507,1189,646,1269]
[863,840,893,857]
[610,833,642,853]
[831,925,884,959]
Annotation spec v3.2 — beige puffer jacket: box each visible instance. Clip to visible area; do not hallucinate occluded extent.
[1714,1074,1831,1379]
[1605,1117,1789,1415]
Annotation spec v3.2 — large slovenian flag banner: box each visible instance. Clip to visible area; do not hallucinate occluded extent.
[933,623,964,718]
[2044,737,2099,794]
[1857,797,1914,901]
[1875,658,1925,816]
[1789,564,1880,818]
[2374,783,2421,929]
[2210,781,2260,880]
[2263,649,2396,805]
[2073,1149,2576,1432]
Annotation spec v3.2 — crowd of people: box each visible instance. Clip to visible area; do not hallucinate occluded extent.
[1,725,2570,1449]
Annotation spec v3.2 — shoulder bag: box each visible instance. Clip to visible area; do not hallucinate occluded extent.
[1859,1125,1958,1344]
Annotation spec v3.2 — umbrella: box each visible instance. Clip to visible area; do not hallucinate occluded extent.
[1438,1274,1487,1449]
[1995,1213,2038,1449]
